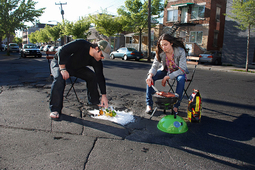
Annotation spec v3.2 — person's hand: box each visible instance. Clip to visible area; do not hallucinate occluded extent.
[146,74,153,87]
[162,76,169,87]
[60,70,70,80]
[99,94,108,108]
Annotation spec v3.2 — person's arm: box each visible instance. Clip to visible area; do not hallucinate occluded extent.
[57,40,84,80]
[59,64,69,80]
[93,60,108,108]
[146,55,160,87]
[93,60,106,95]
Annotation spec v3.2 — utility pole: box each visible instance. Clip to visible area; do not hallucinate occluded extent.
[55,2,67,22]
[55,2,67,45]
[148,0,151,62]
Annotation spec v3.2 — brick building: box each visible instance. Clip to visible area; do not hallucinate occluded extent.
[163,0,227,56]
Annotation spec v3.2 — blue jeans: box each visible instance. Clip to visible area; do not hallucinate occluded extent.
[49,59,99,113]
[146,70,185,109]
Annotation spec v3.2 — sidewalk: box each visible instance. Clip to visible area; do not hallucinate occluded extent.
[194,63,255,73]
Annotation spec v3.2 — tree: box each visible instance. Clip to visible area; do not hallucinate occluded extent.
[28,31,37,44]
[36,29,50,44]
[64,17,91,40]
[227,0,255,72]
[45,24,62,45]
[13,36,22,45]
[117,0,165,53]
[90,12,124,46]
[0,0,45,55]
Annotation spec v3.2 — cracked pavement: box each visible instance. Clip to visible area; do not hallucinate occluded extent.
[1,52,255,169]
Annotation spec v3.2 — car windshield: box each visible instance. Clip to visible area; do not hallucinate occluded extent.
[204,51,213,54]
[24,45,37,49]
[127,48,137,52]
[10,44,18,46]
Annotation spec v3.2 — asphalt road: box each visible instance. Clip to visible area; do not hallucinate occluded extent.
[1,51,255,169]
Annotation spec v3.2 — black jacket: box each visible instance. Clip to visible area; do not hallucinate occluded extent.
[57,39,106,94]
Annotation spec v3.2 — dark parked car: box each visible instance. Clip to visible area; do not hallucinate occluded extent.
[199,51,222,65]
[20,44,42,58]
[110,47,144,61]
[1,44,6,51]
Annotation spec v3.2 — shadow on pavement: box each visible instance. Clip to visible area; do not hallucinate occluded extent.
[57,110,255,169]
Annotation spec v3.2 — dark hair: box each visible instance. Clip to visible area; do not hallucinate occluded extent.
[90,42,98,49]
[156,33,188,62]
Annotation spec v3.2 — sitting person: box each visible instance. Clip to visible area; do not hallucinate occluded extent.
[49,39,111,119]
[145,33,189,114]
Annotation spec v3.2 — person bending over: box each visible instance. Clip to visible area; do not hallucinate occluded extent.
[49,39,111,119]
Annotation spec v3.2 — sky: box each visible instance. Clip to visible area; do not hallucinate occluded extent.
[34,0,126,24]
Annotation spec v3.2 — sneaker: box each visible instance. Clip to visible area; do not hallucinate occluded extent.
[145,106,152,114]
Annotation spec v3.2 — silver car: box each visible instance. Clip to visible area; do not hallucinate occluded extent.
[199,51,222,65]
[5,43,19,52]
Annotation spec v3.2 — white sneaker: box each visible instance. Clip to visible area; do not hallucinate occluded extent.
[145,106,152,114]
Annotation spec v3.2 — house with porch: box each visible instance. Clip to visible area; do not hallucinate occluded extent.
[163,0,226,56]
[123,0,227,58]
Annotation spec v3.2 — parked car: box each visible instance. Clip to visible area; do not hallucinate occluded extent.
[20,44,42,58]
[1,44,6,51]
[49,46,59,52]
[4,43,19,52]
[39,46,44,51]
[110,47,144,61]
[199,51,222,65]
[43,45,51,52]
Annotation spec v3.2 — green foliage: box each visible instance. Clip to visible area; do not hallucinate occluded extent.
[28,31,37,44]
[117,0,164,32]
[0,0,45,40]
[13,36,22,44]
[44,24,62,45]
[227,0,255,30]
[64,17,91,40]
[117,0,148,32]
[36,29,50,43]
[89,12,124,38]
[116,0,165,52]
[0,0,44,55]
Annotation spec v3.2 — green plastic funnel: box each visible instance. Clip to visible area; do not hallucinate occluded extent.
[157,115,188,134]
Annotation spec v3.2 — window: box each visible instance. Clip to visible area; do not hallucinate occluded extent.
[126,37,132,44]
[167,9,178,22]
[191,5,205,19]
[190,31,203,44]
[216,6,221,21]
[213,31,219,47]
[180,31,186,37]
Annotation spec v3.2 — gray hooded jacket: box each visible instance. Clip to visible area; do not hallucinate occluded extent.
[148,47,189,80]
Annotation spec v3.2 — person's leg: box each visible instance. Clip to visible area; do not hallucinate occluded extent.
[174,74,186,111]
[72,67,100,105]
[146,70,167,109]
[49,59,66,114]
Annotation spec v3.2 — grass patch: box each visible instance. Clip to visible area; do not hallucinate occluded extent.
[232,69,255,73]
